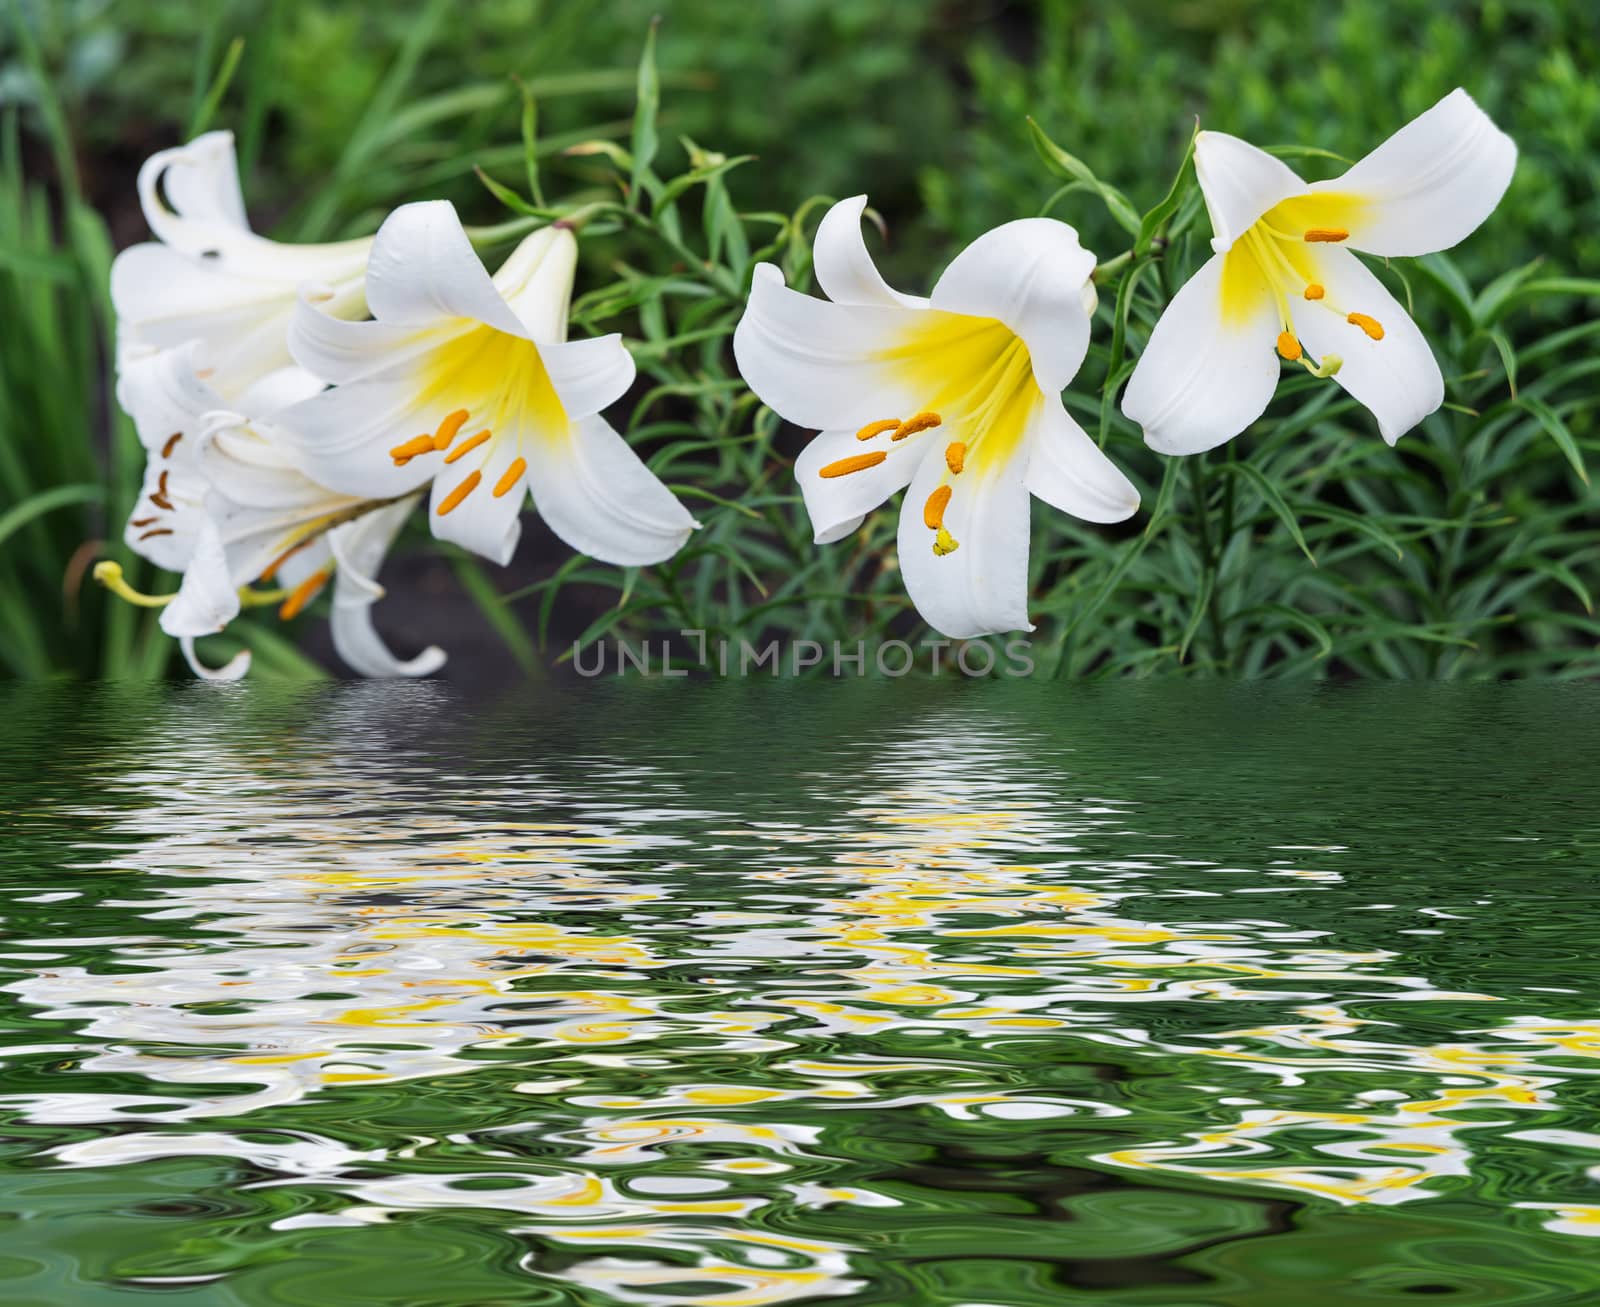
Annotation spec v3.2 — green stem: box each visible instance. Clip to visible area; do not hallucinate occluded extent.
[464,215,543,249]
[1187,455,1230,670]
[1093,248,1134,283]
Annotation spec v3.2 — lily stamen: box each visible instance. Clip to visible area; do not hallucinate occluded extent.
[819,451,888,478]
[443,429,491,465]
[924,484,952,529]
[260,537,317,583]
[932,525,960,557]
[437,470,482,515]
[1347,312,1385,340]
[433,409,470,450]
[389,434,436,465]
[1304,227,1350,243]
[891,411,942,441]
[161,432,183,458]
[139,527,175,541]
[493,457,527,498]
[945,441,966,474]
[1277,331,1303,361]
[855,418,900,442]
[1304,283,1325,300]
[278,565,333,621]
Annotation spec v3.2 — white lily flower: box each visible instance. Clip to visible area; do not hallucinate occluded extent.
[116,344,326,573]
[108,344,443,681]
[732,195,1138,639]
[110,130,373,399]
[278,200,697,568]
[1123,89,1516,453]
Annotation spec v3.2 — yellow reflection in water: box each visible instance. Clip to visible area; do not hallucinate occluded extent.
[8,694,1600,1307]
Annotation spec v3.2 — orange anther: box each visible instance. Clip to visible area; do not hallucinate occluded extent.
[818,451,888,478]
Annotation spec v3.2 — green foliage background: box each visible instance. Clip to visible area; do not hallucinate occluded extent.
[1,0,1597,679]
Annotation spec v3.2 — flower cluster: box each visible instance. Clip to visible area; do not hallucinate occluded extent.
[106,133,693,679]
[105,91,1513,675]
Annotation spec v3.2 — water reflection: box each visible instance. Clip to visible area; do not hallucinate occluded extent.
[2,682,1599,1303]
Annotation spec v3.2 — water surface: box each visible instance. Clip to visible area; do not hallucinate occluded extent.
[2,682,1598,1305]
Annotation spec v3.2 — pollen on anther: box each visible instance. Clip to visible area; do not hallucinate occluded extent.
[433,409,470,450]
[389,434,436,465]
[924,484,952,530]
[1347,312,1385,340]
[278,566,332,621]
[932,525,960,557]
[1304,228,1349,243]
[138,527,174,541]
[161,432,183,458]
[891,411,942,441]
[945,441,966,474]
[437,470,482,515]
[1304,283,1325,300]
[855,418,900,442]
[1276,331,1303,361]
[818,451,887,478]
[443,429,492,465]
[493,457,527,498]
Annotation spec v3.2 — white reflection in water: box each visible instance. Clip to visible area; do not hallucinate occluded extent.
[5,691,1600,1305]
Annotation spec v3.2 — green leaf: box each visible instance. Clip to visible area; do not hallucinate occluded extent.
[0,483,102,550]
[1487,328,1518,399]
[1518,396,1589,486]
[629,17,662,211]
[1025,117,1140,236]
[473,165,543,217]
[450,552,540,676]
[188,36,245,138]
[657,154,756,209]
[515,76,544,208]
[1137,121,1197,253]
[1221,461,1317,565]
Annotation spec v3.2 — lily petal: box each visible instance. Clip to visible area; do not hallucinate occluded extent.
[523,414,697,567]
[288,290,430,385]
[115,341,219,453]
[161,518,240,639]
[1122,252,1281,455]
[328,497,446,678]
[541,334,637,419]
[131,131,371,286]
[1291,247,1443,444]
[364,201,526,337]
[1309,88,1517,257]
[180,637,251,682]
[897,442,1034,639]
[812,195,927,309]
[929,218,1097,393]
[497,227,579,338]
[135,131,249,256]
[273,373,437,499]
[732,263,925,430]
[1195,131,1306,253]
[794,426,927,544]
[1025,401,1140,523]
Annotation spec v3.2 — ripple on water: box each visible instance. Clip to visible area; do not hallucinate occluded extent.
[0,681,1598,1305]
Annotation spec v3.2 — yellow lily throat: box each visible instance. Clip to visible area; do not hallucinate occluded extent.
[386,325,567,517]
[1222,202,1383,376]
[816,315,1039,558]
